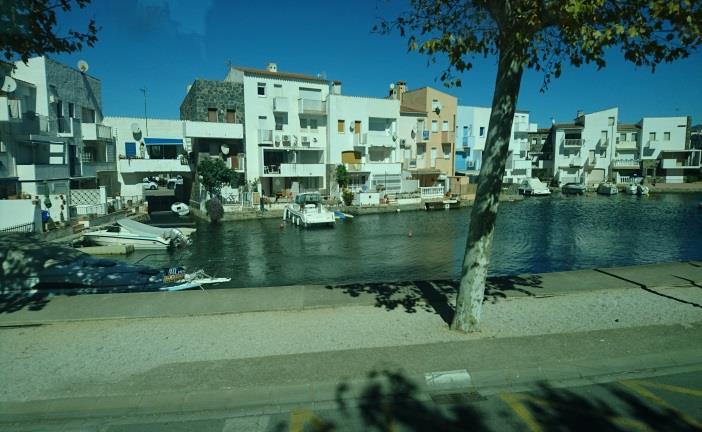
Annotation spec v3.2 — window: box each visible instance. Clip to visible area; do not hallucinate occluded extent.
[620,133,627,142]
[257,83,266,96]
[354,121,361,135]
[631,133,638,141]
[81,107,95,123]
[310,119,318,130]
[274,113,287,130]
[56,100,63,118]
[207,108,218,122]
[226,109,237,123]
[664,132,671,141]
[300,118,308,129]
[338,120,345,134]
[417,143,425,159]
[273,83,283,96]
[442,121,449,132]
[68,103,75,118]
[479,127,485,137]
[442,143,451,159]
[431,99,440,112]
[431,120,438,132]
[649,132,656,141]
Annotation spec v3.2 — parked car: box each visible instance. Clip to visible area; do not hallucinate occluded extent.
[166,175,184,189]
[143,179,158,190]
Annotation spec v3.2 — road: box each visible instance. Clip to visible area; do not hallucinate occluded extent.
[4,370,700,431]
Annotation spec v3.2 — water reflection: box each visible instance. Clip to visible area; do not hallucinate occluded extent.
[124,193,702,288]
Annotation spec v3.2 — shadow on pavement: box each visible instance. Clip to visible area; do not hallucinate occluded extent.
[0,292,51,314]
[325,274,544,325]
[273,369,700,432]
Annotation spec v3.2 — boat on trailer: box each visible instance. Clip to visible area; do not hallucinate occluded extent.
[283,192,335,228]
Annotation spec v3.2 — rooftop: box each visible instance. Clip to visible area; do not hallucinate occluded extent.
[233,66,329,84]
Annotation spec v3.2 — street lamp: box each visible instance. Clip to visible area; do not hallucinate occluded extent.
[140,87,149,137]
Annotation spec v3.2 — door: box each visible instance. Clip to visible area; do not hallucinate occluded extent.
[354,121,361,135]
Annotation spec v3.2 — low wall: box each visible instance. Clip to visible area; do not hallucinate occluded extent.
[0,200,42,232]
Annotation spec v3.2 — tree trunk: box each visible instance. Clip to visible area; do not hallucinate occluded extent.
[451,42,525,333]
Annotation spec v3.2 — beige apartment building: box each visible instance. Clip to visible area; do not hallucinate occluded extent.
[390,83,457,186]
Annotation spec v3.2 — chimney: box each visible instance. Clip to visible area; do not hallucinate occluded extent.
[267,62,278,73]
[396,81,407,101]
[331,80,342,95]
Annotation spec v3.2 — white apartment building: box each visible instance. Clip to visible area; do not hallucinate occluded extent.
[105,116,243,198]
[611,123,641,183]
[639,116,699,183]
[327,92,402,193]
[551,107,617,186]
[455,106,534,183]
[224,63,328,197]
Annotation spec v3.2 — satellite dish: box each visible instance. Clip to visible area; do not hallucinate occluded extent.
[389,83,395,89]
[220,144,230,155]
[77,60,89,73]
[131,123,142,140]
[0,76,17,93]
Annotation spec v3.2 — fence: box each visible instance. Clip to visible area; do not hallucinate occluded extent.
[0,221,35,233]
[419,186,445,199]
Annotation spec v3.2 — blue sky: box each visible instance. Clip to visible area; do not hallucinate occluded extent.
[52,0,702,126]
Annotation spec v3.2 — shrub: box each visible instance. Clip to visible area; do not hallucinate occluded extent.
[342,189,354,206]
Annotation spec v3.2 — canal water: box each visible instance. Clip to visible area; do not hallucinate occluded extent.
[128,193,702,288]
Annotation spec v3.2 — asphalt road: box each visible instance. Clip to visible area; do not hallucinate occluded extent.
[4,370,700,431]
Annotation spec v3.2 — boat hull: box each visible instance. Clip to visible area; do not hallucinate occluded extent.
[425,199,460,210]
[83,232,171,250]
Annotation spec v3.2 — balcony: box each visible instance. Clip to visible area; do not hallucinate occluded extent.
[441,131,455,143]
[562,138,584,148]
[258,129,273,144]
[298,98,326,115]
[273,97,289,112]
[184,121,243,139]
[118,158,191,174]
[598,138,609,148]
[16,164,69,181]
[417,129,430,142]
[82,161,116,177]
[646,139,664,148]
[262,163,325,177]
[660,150,701,169]
[617,140,638,150]
[362,131,396,147]
[81,123,113,141]
[0,97,22,121]
[612,157,641,169]
[569,156,585,167]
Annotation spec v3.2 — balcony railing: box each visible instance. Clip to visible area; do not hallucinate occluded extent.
[616,140,638,150]
[273,97,289,112]
[420,186,445,199]
[612,158,640,169]
[417,129,430,142]
[362,131,396,147]
[298,98,326,115]
[562,138,584,148]
[262,163,325,177]
[81,123,113,141]
[258,129,273,144]
[441,130,455,143]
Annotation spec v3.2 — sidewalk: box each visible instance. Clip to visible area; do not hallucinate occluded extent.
[1,261,701,422]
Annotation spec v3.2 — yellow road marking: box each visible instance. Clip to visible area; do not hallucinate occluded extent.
[619,380,702,429]
[500,393,544,432]
[289,409,332,432]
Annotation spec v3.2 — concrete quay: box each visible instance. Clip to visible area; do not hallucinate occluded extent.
[0,261,701,426]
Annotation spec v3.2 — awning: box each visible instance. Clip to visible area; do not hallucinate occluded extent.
[144,138,183,146]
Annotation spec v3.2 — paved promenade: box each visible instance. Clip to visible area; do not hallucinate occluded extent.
[1,261,701,429]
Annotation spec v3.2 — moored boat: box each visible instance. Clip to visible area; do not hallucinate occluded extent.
[82,219,191,250]
[171,202,190,216]
[518,178,551,196]
[283,192,335,228]
[637,184,650,196]
[561,183,586,195]
[596,182,619,195]
[425,198,461,210]
[625,183,638,195]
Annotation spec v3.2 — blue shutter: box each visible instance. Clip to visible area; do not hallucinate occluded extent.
[125,142,136,157]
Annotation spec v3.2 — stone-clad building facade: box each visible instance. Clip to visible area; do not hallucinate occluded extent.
[179,80,245,127]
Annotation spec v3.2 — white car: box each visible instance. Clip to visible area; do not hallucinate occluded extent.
[143,179,158,190]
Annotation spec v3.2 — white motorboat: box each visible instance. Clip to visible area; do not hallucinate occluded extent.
[283,192,335,228]
[637,184,650,196]
[518,178,551,196]
[83,219,191,250]
[626,183,638,195]
[171,202,190,216]
[596,182,618,195]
